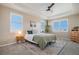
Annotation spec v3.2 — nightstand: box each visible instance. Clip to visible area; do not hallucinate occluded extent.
[16,35,25,43]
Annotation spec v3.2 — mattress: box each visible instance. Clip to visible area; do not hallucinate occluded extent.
[25,34,37,43]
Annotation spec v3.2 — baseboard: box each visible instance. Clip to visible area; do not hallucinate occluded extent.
[0,42,16,47]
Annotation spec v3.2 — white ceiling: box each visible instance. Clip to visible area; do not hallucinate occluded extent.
[1,3,79,19]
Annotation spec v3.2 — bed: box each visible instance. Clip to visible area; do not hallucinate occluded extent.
[24,33,56,49]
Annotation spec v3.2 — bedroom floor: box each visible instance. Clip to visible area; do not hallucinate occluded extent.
[60,40,79,55]
[0,39,79,55]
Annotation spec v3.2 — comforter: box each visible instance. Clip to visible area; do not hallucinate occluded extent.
[33,34,56,49]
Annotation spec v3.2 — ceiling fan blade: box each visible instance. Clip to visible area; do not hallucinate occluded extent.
[40,3,55,12]
[48,3,55,8]
[46,8,50,11]
[46,3,55,11]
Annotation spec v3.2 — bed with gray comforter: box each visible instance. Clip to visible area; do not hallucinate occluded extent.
[33,34,56,49]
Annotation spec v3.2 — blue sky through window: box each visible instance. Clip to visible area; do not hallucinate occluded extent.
[52,19,68,32]
[60,20,68,31]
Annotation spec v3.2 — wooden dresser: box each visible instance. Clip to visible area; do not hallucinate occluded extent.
[70,26,79,43]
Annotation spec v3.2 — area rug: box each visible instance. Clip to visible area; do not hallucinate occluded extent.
[0,40,66,55]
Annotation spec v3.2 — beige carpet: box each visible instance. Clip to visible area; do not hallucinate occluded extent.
[0,40,66,55]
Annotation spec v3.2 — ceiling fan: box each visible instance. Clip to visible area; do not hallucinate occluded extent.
[40,3,55,13]
[46,3,55,11]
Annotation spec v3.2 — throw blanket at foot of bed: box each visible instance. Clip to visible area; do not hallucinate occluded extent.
[33,34,56,49]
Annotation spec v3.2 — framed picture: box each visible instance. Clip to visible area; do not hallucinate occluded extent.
[30,20,36,27]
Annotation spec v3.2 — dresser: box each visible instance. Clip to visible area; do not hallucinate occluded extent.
[70,26,79,43]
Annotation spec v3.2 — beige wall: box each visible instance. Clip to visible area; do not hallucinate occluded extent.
[48,14,79,40]
[0,5,40,45]
[68,14,79,31]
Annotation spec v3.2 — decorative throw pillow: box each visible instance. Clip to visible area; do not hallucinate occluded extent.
[27,30,33,34]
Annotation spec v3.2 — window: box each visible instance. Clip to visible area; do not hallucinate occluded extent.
[52,19,68,32]
[10,13,23,32]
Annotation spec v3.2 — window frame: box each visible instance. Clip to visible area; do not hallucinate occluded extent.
[10,12,23,33]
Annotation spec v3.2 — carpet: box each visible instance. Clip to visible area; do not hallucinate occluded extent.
[0,40,66,55]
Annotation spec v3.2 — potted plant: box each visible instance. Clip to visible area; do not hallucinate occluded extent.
[45,20,50,33]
